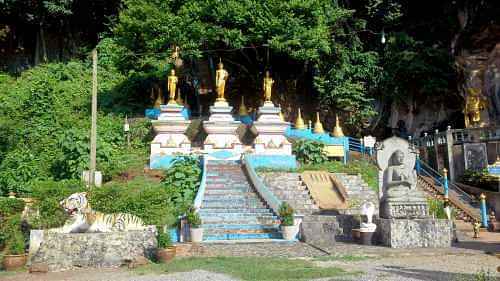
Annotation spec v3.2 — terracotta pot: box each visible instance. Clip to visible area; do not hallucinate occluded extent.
[281,225,298,240]
[352,229,361,241]
[156,246,176,263]
[360,231,375,245]
[190,228,203,243]
[2,254,27,271]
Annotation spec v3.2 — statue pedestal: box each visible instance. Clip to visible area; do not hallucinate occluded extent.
[150,104,191,169]
[203,102,243,159]
[380,198,429,219]
[253,102,291,155]
[376,218,452,248]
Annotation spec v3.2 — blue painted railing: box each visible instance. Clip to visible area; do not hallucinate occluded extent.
[242,154,283,214]
[193,156,208,211]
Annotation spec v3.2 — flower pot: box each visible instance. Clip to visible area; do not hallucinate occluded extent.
[281,225,298,240]
[156,246,176,263]
[360,231,375,245]
[352,229,361,241]
[2,254,27,271]
[190,227,203,243]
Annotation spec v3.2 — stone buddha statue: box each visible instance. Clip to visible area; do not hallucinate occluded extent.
[376,136,428,219]
[385,149,417,199]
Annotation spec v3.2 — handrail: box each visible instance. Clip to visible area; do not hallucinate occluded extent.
[242,154,282,214]
[193,156,208,211]
[417,159,476,204]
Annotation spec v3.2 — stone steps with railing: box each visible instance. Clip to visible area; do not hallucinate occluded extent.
[199,160,281,241]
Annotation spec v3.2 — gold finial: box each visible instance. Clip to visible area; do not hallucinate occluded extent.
[313,112,325,134]
[480,193,486,201]
[279,111,285,122]
[295,108,305,130]
[332,114,344,137]
[443,168,448,176]
[176,88,183,105]
[154,86,163,108]
[239,96,248,116]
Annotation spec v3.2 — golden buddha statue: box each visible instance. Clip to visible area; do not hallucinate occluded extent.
[239,96,248,116]
[167,69,178,104]
[215,60,229,102]
[263,71,274,104]
[465,87,486,127]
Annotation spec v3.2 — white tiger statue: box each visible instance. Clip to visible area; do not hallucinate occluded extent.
[51,192,146,233]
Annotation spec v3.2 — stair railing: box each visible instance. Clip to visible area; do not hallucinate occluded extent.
[193,156,208,211]
[417,159,476,206]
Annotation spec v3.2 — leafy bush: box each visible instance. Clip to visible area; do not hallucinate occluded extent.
[1,214,26,255]
[0,198,25,218]
[186,208,201,228]
[28,179,85,229]
[279,203,294,227]
[88,177,176,227]
[292,140,328,165]
[428,198,455,220]
[161,156,201,216]
[157,231,172,248]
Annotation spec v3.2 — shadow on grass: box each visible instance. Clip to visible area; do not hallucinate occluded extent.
[133,256,359,281]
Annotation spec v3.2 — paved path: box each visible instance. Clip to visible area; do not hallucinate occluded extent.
[2,240,499,281]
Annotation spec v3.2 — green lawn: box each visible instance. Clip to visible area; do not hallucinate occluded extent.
[299,160,378,192]
[134,256,356,281]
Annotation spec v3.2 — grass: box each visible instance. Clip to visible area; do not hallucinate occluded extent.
[314,254,373,262]
[134,256,356,281]
[298,159,379,192]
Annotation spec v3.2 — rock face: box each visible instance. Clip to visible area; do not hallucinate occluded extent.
[376,218,452,248]
[29,226,157,271]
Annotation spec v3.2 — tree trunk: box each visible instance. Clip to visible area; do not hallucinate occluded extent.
[40,24,47,63]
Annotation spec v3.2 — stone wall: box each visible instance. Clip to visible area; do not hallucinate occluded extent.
[376,218,452,248]
[29,226,157,271]
[300,215,339,247]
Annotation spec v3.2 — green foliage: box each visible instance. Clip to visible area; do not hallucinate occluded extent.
[279,202,294,226]
[28,179,85,229]
[460,169,499,192]
[0,198,25,218]
[186,208,201,228]
[88,177,176,227]
[427,198,454,220]
[1,214,26,255]
[0,61,154,196]
[157,231,172,248]
[292,140,328,165]
[299,159,378,192]
[161,156,201,215]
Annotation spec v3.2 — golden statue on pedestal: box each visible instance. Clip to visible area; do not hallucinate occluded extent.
[465,87,487,127]
[215,60,229,102]
[239,96,248,116]
[167,69,178,104]
[263,71,274,104]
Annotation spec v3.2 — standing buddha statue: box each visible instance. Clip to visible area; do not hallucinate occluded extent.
[263,70,274,105]
[215,60,229,102]
[167,69,178,104]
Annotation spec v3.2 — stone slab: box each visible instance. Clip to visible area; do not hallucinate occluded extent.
[376,218,452,248]
[300,215,340,247]
[29,226,157,271]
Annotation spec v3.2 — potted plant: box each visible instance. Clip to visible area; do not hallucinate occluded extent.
[2,215,27,271]
[279,203,297,240]
[186,208,203,243]
[156,231,176,263]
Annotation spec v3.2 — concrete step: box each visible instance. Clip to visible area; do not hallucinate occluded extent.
[198,208,274,214]
[201,217,280,225]
[204,232,282,241]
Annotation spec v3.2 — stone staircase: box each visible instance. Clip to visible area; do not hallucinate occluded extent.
[331,173,379,214]
[199,160,281,240]
[259,172,319,215]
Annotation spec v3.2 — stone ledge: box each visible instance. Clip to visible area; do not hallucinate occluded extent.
[29,226,157,271]
[376,218,452,248]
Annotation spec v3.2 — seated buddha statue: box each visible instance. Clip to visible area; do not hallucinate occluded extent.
[384,149,421,200]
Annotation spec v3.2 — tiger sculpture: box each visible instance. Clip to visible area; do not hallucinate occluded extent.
[51,192,146,233]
